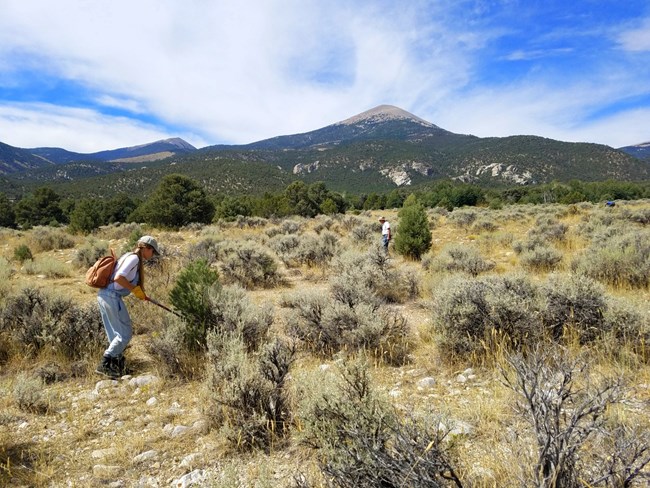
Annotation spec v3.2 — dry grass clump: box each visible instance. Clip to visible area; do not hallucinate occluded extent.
[12,373,51,414]
[0,257,14,301]
[20,256,73,278]
[471,217,498,233]
[624,206,650,225]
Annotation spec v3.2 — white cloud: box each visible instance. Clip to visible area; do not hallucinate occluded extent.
[617,18,650,52]
[0,0,647,151]
[431,77,650,148]
[0,103,208,152]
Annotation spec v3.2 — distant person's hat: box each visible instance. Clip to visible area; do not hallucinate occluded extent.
[138,235,160,255]
[379,216,386,221]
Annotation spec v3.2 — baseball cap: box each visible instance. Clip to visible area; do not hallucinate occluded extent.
[138,235,160,255]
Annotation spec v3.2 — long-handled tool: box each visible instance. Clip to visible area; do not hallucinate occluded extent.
[147,297,183,318]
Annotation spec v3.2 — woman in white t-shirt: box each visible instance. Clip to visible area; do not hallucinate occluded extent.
[95,235,160,378]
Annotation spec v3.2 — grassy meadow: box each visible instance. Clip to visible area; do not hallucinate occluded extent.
[1,199,649,487]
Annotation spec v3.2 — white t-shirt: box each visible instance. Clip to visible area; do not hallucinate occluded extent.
[381,221,391,236]
[113,253,139,290]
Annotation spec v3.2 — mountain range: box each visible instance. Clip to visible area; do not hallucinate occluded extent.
[0,105,648,198]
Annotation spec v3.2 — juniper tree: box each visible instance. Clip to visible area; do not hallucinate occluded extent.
[393,194,432,260]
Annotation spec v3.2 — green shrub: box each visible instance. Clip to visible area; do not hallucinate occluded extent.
[0,192,16,228]
[169,259,220,350]
[393,196,432,260]
[133,174,215,229]
[13,244,33,263]
[68,199,103,235]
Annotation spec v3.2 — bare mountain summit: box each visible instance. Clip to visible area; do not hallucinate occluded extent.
[338,104,437,128]
[239,104,452,151]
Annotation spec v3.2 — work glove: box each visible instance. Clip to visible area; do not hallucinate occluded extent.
[132,285,147,301]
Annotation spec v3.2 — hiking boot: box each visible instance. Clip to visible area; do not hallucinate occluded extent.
[95,355,120,379]
[114,355,127,375]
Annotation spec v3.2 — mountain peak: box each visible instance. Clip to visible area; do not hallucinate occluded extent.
[338,105,437,128]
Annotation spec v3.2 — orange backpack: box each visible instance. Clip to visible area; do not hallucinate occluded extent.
[85,249,117,288]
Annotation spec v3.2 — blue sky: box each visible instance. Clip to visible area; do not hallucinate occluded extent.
[0,0,648,152]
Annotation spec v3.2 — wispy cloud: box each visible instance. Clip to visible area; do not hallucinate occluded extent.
[502,48,574,61]
[0,0,648,151]
[617,17,650,51]
[0,103,208,152]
